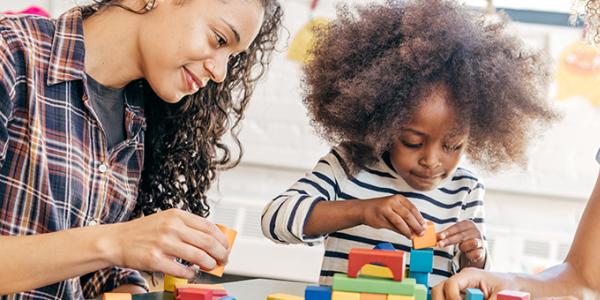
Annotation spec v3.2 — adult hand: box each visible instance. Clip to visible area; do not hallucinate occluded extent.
[432,268,518,300]
[106,208,229,279]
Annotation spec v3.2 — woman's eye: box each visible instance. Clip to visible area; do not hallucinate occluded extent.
[215,32,227,47]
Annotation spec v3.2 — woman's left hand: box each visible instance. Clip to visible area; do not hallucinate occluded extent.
[437,220,486,267]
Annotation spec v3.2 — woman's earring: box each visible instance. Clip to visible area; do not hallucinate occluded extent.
[143,0,155,12]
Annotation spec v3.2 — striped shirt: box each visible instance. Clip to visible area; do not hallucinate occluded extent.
[262,147,489,286]
[0,8,147,299]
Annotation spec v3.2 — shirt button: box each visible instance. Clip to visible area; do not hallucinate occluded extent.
[98,163,108,173]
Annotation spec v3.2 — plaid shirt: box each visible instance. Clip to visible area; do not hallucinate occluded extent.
[0,8,148,299]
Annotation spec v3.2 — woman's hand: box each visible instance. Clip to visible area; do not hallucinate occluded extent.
[360,195,427,238]
[432,268,518,300]
[106,208,229,279]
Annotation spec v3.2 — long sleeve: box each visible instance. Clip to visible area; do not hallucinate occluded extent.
[452,178,492,271]
[80,266,148,298]
[0,32,17,165]
[261,149,345,245]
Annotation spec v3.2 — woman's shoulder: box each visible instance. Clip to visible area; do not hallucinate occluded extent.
[1,14,56,59]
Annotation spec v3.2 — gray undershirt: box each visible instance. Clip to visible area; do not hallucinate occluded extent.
[85,74,126,149]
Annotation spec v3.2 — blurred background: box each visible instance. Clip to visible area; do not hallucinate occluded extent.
[2,0,599,285]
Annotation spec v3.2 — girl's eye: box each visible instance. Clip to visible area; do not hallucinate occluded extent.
[402,141,422,148]
[444,144,462,152]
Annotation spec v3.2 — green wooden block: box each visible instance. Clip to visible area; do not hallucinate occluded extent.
[332,273,416,295]
[414,284,427,300]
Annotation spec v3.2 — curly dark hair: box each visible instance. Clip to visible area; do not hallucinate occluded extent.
[82,0,283,217]
[303,0,558,173]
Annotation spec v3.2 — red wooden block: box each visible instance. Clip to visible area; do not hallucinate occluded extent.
[347,248,405,282]
[497,290,530,300]
[176,288,213,300]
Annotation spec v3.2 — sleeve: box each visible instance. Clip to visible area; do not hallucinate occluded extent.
[0,33,17,164]
[261,149,344,245]
[80,266,149,298]
[452,179,491,272]
[596,148,600,165]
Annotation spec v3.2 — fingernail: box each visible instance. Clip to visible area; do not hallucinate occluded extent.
[438,241,445,247]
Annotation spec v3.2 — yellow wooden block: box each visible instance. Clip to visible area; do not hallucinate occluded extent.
[267,293,304,300]
[412,221,437,249]
[102,293,131,300]
[360,264,393,279]
[360,293,387,300]
[163,274,188,292]
[387,295,415,300]
[332,291,361,300]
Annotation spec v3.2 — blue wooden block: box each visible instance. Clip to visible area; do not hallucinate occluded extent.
[305,285,331,300]
[218,297,236,300]
[374,242,396,251]
[466,288,484,300]
[409,271,429,287]
[428,289,432,300]
[410,248,434,273]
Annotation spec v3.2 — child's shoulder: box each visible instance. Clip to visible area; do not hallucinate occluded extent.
[445,167,484,190]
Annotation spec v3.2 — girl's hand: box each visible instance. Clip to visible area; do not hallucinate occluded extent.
[437,220,486,267]
[359,195,427,238]
[106,209,229,279]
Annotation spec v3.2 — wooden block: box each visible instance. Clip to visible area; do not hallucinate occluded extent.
[176,283,225,291]
[333,273,416,295]
[412,222,437,249]
[347,248,406,281]
[409,271,429,287]
[466,288,484,300]
[414,284,427,300]
[373,243,396,251]
[497,290,530,300]
[387,296,414,300]
[359,293,386,300]
[332,291,361,300]
[305,285,331,300]
[219,297,236,300]
[164,274,188,292]
[409,249,433,273]
[360,264,393,279]
[203,224,237,277]
[175,288,212,300]
[267,293,304,300]
[102,293,131,300]
[177,287,227,298]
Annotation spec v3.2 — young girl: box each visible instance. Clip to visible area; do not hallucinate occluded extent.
[262,0,556,286]
[0,0,281,298]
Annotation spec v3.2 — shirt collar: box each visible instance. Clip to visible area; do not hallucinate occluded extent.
[46,7,86,86]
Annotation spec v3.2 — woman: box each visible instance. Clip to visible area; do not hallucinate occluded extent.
[0,0,282,298]
[432,4,600,298]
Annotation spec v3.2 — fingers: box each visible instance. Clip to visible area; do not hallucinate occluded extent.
[179,229,229,265]
[384,211,414,238]
[158,256,196,279]
[438,221,480,247]
[458,238,481,253]
[464,247,486,262]
[391,196,425,235]
[164,241,219,271]
[175,209,229,248]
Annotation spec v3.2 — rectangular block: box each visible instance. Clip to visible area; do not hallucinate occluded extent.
[466,288,484,300]
[333,273,416,295]
[414,284,427,300]
[412,221,437,249]
[387,296,414,300]
[409,249,434,273]
[374,243,396,251]
[305,285,332,300]
[267,293,304,300]
[203,224,237,277]
[359,293,386,300]
[360,264,393,279]
[348,248,406,281]
[497,290,530,300]
[332,291,361,300]
[176,288,212,300]
[102,293,131,300]
[164,275,188,292]
[409,271,429,287]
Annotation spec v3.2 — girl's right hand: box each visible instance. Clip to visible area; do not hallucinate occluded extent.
[359,195,426,238]
[105,208,229,279]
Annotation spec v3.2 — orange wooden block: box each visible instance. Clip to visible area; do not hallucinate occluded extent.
[412,221,437,249]
[360,293,387,300]
[102,293,131,300]
[203,224,237,277]
[347,248,405,282]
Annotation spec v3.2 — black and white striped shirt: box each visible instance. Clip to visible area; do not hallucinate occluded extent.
[261,147,489,286]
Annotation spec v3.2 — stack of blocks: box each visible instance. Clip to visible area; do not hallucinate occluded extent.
[162,275,237,300]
